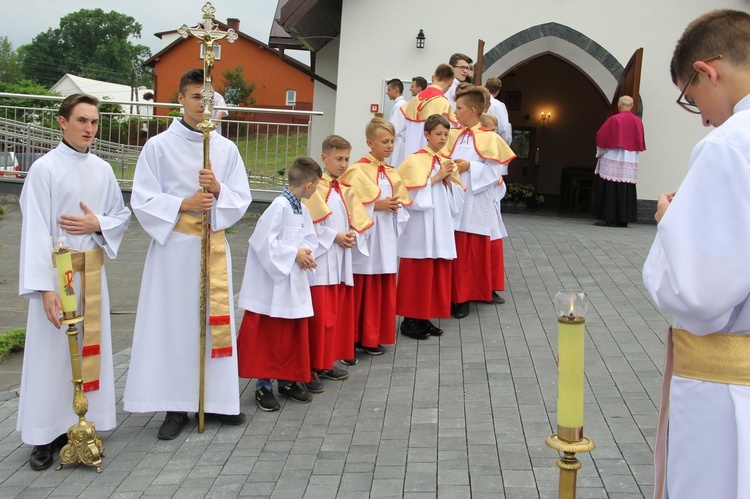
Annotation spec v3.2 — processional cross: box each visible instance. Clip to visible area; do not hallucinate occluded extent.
[177,2,237,433]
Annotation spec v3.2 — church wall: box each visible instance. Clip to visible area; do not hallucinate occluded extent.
[309,39,340,161]
[332,0,746,201]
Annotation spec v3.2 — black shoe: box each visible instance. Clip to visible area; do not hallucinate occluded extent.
[318,367,350,380]
[360,344,385,355]
[400,318,430,340]
[594,221,616,227]
[491,292,506,304]
[451,302,470,319]
[278,383,312,403]
[616,222,628,228]
[29,443,54,471]
[158,411,189,440]
[340,357,358,366]
[304,371,325,394]
[255,388,280,412]
[199,412,246,425]
[53,433,68,449]
[423,320,443,336]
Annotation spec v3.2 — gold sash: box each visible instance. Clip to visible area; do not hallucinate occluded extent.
[653,327,750,499]
[174,213,233,358]
[52,247,103,392]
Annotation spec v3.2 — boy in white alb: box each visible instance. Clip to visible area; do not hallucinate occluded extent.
[340,118,411,356]
[301,136,373,389]
[237,157,321,411]
[396,114,464,339]
[124,69,252,439]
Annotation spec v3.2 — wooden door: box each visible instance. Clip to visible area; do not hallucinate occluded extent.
[610,48,643,116]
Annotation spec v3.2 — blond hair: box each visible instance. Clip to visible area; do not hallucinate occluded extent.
[365,117,395,140]
[479,113,498,129]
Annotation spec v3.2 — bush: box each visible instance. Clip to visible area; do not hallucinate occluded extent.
[0,328,25,363]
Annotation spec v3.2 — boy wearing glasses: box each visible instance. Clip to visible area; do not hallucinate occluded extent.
[643,9,750,499]
[445,53,473,109]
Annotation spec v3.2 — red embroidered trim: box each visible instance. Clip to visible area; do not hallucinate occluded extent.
[83,380,100,392]
[209,315,231,326]
[82,345,100,357]
[211,347,233,358]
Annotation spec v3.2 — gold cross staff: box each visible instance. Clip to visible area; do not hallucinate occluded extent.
[177,2,237,433]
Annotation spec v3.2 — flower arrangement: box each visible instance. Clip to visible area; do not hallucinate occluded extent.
[505,183,545,205]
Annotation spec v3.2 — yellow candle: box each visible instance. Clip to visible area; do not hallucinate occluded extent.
[557,317,585,435]
[534,148,540,164]
[54,249,77,314]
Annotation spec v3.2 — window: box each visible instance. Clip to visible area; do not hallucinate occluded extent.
[200,43,221,60]
[286,90,297,107]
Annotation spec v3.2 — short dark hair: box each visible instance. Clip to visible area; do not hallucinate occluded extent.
[288,156,322,187]
[322,135,352,154]
[424,114,451,133]
[59,94,99,119]
[179,68,204,95]
[412,76,428,91]
[485,77,502,94]
[671,9,750,84]
[449,53,473,66]
[387,79,404,94]
[434,64,454,82]
[455,85,486,112]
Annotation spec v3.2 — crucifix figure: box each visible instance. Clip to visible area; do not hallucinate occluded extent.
[177,1,237,433]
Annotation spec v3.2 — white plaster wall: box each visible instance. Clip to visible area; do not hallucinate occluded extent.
[331,0,746,200]
[309,39,340,162]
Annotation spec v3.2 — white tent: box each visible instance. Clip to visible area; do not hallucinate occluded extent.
[50,74,154,116]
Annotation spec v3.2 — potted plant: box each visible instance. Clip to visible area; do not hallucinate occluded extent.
[503,183,537,213]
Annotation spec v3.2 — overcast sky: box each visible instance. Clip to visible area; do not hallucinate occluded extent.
[1,0,303,59]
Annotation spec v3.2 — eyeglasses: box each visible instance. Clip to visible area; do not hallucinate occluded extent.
[676,54,723,114]
[453,65,471,71]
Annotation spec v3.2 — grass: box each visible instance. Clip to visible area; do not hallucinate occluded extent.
[0,328,25,364]
[106,133,308,188]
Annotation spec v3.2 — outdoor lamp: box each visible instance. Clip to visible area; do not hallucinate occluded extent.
[546,289,595,499]
[416,29,425,49]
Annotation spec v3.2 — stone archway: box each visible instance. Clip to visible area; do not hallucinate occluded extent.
[483,22,626,105]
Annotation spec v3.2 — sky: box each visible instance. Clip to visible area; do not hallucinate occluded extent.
[0,0,307,60]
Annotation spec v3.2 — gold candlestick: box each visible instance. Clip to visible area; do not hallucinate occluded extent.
[546,290,595,498]
[51,235,104,472]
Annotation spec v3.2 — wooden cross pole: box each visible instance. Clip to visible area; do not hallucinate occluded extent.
[177,1,237,433]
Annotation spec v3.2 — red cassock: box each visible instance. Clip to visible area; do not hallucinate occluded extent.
[237,311,312,383]
[490,238,505,291]
[396,258,452,319]
[309,283,355,369]
[451,231,492,303]
[353,273,397,348]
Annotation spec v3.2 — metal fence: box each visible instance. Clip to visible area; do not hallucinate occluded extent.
[0,92,321,192]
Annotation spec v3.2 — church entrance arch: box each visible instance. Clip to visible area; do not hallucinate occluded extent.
[482,23,639,212]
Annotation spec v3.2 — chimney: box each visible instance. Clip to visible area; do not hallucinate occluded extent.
[227,18,240,33]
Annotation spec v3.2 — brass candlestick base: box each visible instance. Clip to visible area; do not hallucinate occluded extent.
[56,319,105,472]
[545,434,595,499]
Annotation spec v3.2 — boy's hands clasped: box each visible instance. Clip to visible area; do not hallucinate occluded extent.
[335,230,357,248]
[296,248,317,271]
[374,196,401,213]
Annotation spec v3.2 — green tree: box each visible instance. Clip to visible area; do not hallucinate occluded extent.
[220,66,257,107]
[0,37,22,83]
[18,9,152,87]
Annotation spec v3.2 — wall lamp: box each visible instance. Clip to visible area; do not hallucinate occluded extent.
[541,111,552,125]
[416,29,425,49]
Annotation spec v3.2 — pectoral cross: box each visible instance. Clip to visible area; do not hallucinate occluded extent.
[177,2,238,135]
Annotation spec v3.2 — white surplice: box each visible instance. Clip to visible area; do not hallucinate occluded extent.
[451,133,503,236]
[351,172,408,275]
[487,96,512,145]
[398,157,464,259]
[17,143,131,445]
[124,119,252,415]
[387,95,408,167]
[310,189,362,287]
[238,196,317,319]
[642,94,750,499]
[444,78,460,110]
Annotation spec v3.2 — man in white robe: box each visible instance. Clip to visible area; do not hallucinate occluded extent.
[643,10,750,499]
[386,79,408,167]
[485,78,513,144]
[123,69,252,440]
[17,93,131,470]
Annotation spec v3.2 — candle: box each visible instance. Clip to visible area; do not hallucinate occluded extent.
[557,315,584,435]
[534,147,540,164]
[52,236,77,316]
[553,290,589,442]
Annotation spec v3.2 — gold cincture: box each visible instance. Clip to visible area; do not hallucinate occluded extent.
[672,327,750,385]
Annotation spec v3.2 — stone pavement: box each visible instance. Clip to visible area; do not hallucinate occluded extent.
[0,201,668,498]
